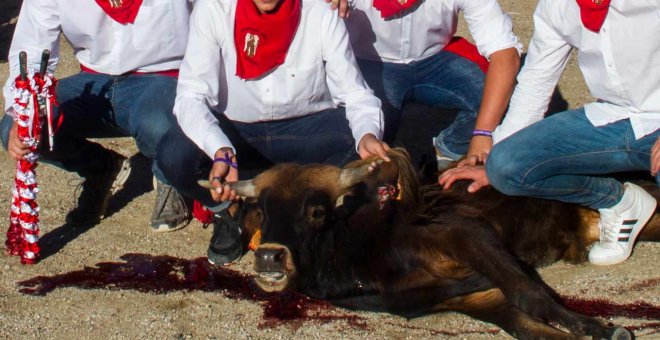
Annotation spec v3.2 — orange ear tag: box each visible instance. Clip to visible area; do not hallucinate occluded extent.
[248,229,262,251]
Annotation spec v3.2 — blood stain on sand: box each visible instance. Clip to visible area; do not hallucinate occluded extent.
[16,254,660,335]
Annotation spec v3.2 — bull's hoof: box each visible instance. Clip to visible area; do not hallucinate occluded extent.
[608,327,633,340]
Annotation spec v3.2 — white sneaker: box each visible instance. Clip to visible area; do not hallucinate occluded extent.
[588,182,657,265]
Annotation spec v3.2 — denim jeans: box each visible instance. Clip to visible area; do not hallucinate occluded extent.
[487,108,659,209]
[0,71,177,180]
[357,51,484,160]
[156,107,358,208]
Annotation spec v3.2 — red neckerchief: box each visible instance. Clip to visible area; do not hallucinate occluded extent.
[575,0,612,33]
[443,37,489,73]
[373,0,419,19]
[95,0,144,25]
[234,0,301,80]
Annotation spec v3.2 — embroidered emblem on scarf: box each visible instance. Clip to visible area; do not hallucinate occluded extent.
[234,0,302,80]
[575,0,612,32]
[373,0,419,19]
[95,0,144,24]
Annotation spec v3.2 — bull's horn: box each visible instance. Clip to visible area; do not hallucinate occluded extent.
[338,159,383,189]
[197,179,258,197]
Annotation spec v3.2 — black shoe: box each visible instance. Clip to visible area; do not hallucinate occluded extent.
[207,210,242,265]
[150,179,191,233]
[66,151,131,225]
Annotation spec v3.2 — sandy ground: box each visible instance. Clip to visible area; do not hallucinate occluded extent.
[0,1,658,339]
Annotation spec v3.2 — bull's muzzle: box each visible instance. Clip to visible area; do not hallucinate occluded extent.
[253,243,295,292]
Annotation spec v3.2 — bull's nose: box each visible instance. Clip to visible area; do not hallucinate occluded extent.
[254,247,286,272]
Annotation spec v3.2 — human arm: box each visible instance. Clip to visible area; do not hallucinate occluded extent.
[463,47,520,165]
[320,8,388,161]
[459,0,522,165]
[492,0,573,144]
[652,135,660,177]
[173,1,238,201]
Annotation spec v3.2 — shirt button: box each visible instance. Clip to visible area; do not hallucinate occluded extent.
[266,88,270,92]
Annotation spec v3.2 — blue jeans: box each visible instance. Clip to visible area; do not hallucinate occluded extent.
[0,71,177,180]
[487,108,659,209]
[156,107,358,208]
[357,51,484,159]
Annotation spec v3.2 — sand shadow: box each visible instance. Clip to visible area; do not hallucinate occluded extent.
[0,0,21,63]
[39,153,154,259]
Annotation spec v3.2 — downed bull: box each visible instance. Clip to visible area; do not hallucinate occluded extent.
[207,148,660,339]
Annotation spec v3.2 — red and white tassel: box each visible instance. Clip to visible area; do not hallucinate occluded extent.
[5,69,57,264]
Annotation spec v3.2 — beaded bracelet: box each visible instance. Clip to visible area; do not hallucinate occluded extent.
[213,152,238,169]
[472,129,493,137]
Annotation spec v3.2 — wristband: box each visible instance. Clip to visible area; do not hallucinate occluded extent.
[472,129,493,137]
[213,152,238,169]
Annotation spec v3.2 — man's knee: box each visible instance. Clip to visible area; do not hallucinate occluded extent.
[486,142,530,196]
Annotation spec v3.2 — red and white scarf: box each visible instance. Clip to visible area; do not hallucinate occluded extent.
[373,0,418,19]
[234,0,301,80]
[575,0,612,33]
[95,0,144,24]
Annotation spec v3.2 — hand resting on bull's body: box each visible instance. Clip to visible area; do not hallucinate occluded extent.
[438,165,491,193]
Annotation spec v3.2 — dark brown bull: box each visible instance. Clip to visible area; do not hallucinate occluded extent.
[217,149,660,339]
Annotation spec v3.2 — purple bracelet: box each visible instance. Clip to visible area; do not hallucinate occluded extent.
[213,152,238,169]
[472,129,493,137]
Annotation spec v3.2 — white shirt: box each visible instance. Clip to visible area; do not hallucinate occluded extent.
[494,0,660,142]
[346,0,522,63]
[176,0,384,158]
[3,0,194,112]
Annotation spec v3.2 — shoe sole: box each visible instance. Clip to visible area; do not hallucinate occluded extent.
[151,219,191,233]
[590,191,657,266]
[207,246,243,266]
[99,158,132,219]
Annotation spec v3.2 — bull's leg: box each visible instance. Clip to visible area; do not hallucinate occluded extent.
[433,220,631,339]
[435,289,576,339]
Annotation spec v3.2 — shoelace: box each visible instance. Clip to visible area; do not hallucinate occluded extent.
[599,214,622,246]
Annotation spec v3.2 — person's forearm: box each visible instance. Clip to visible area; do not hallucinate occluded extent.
[474,47,520,132]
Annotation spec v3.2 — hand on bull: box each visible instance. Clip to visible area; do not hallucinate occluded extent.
[459,135,492,167]
[358,133,391,162]
[325,0,351,18]
[438,165,490,193]
[209,147,239,202]
[652,135,660,177]
[8,123,31,161]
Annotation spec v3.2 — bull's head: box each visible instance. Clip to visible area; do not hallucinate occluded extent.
[200,149,419,293]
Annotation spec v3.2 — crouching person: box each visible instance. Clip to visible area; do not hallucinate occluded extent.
[1,1,192,231]
[440,0,660,266]
[156,0,388,265]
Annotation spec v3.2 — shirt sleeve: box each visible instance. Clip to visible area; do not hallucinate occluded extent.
[460,0,522,58]
[173,0,234,158]
[493,0,573,143]
[3,0,61,113]
[320,7,384,148]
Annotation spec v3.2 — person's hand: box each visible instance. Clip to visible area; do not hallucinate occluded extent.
[7,124,31,161]
[652,136,660,176]
[325,0,350,18]
[209,148,239,202]
[459,135,492,167]
[438,165,490,193]
[358,133,391,162]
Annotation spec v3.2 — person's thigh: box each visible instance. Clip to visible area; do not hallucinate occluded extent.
[237,108,358,167]
[114,74,178,158]
[54,72,127,139]
[411,51,484,112]
[487,109,652,208]
[156,125,217,207]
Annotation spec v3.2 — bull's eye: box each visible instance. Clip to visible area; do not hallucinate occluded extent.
[305,205,327,229]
